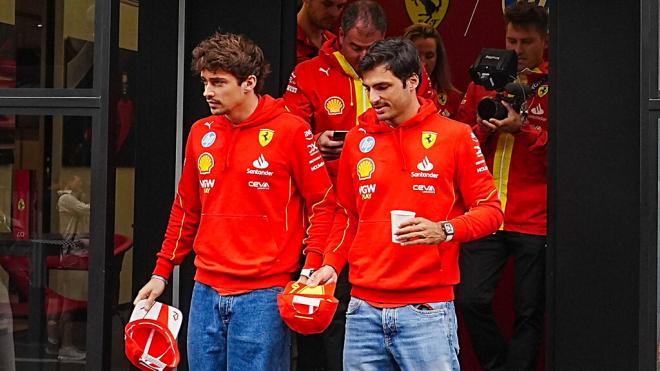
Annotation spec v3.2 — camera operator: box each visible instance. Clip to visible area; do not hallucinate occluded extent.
[455,3,549,371]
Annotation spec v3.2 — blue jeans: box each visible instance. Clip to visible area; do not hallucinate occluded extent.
[343,297,460,371]
[187,282,290,371]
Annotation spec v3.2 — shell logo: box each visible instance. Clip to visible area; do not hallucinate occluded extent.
[324,96,345,116]
[198,152,215,175]
[356,158,376,181]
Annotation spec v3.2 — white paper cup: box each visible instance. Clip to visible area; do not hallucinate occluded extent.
[390,210,415,244]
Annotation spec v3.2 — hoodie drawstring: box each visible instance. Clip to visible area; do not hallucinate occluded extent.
[223,127,240,172]
[391,128,408,172]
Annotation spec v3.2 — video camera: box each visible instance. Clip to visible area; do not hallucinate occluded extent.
[468,48,532,121]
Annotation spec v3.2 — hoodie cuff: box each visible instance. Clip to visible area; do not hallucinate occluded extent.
[303,251,323,270]
[448,218,469,243]
[152,258,175,281]
[323,252,347,276]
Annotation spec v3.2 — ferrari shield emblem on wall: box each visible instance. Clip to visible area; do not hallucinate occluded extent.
[405,0,449,28]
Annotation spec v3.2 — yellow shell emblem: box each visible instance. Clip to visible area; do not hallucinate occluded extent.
[438,93,447,106]
[537,85,549,98]
[356,158,376,180]
[259,129,275,147]
[324,96,345,115]
[198,152,215,175]
[405,0,449,28]
[422,131,438,149]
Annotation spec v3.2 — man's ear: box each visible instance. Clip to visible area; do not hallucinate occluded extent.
[407,73,420,92]
[242,75,257,93]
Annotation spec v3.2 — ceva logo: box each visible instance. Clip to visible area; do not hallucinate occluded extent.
[412,184,436,194]
[248,181,270,190]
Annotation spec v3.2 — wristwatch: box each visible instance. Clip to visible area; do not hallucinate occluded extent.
[440,221,454,242]
[300,268,315,279]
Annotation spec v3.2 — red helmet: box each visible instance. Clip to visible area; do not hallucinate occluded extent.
[277,281,339,335]
[125,301,182,371]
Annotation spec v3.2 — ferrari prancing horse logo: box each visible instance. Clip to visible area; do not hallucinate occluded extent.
[422,131,438,149]
[405,0,449,28]
[259,129,275,147]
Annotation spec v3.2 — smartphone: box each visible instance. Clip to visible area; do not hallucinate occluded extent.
[332,130,348,141]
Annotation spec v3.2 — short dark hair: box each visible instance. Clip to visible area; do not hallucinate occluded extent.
[504,2,548,37]
[191,32,271,91]
[341,0,387,35]
[358,37,421,87]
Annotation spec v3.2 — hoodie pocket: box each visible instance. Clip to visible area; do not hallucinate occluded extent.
[195,214,280,276]
[348,220,392,281]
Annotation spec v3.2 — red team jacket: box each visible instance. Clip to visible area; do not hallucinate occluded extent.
[323,98,503,304]
[284,35,438,180]
[456,61,549,236]
[437,89,463,119]
[152,96,336,294]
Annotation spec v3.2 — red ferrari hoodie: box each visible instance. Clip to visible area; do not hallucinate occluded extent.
[153,96,335,293]
[283,35,438,181]
[324,98,503,304]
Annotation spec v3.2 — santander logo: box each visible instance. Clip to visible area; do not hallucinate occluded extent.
[417,156,434,171]
[252,154,269,169]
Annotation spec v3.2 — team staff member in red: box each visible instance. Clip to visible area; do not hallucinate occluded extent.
[296,0,348,64]
[285,0,437,181]
[404,22,462,118]
[288,2,389,369]
[455,3,549,370]
[308,38,503,370]
[133,32,335,371]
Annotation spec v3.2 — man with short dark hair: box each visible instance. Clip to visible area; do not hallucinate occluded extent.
[133,32,336,370]
[308,37,503,371]
[455,3,549,370]
[296,0,348,64]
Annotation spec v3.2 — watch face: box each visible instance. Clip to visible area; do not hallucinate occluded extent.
[444,222,454,234]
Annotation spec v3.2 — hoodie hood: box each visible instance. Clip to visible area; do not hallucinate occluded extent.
[358,97,438,134]
[216,95,287,171]
[222,95,287,129]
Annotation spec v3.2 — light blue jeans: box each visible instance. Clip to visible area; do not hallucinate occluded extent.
[187,282,290,371]
[343,297,460,371]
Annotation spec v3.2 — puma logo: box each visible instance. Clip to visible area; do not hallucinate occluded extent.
[319,67,330,76]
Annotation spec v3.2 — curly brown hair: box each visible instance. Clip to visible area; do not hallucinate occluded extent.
[191,32,271,91]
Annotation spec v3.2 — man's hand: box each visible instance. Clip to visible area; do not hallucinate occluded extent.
[396,217,447,246]
[306,265,338,286]
[477,114,498,133]
[133,278,166,310]
[486,101,523,133]
[317,131,344,160]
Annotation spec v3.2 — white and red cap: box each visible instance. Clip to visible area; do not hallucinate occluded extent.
[277,281,339,335]
[124,300,182,371]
